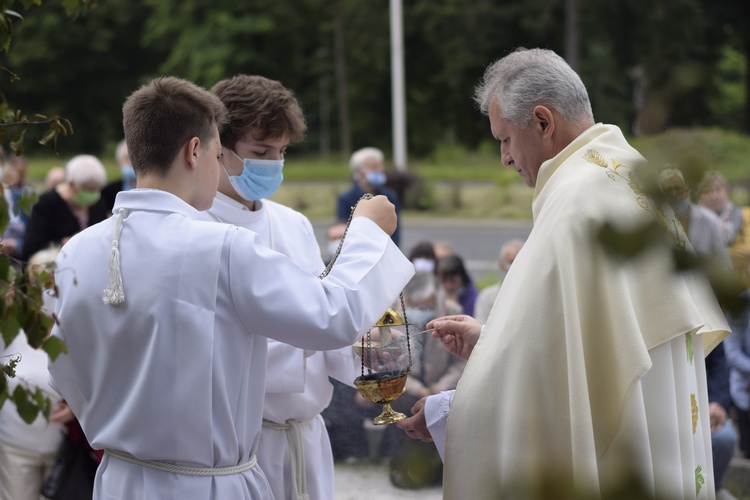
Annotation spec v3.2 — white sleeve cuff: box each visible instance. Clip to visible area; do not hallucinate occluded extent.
[424,390,455,462]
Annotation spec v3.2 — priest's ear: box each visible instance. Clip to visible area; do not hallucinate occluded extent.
[532,106,555,139]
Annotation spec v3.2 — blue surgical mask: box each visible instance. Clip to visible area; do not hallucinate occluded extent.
[365,171,386,188]
[121,165,136,181]
[224,150,284,201]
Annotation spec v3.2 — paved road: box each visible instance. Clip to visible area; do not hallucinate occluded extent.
[313,216,533,282]
[334,462,442,500]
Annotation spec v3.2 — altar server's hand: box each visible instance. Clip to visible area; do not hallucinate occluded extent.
[353,195,397,236]
[395,397,432,442]
[428,315,482,360]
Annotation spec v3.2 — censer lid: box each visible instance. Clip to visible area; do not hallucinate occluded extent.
[374,308,404,327]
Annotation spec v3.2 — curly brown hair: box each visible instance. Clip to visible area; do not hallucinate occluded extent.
[210,75,306,150]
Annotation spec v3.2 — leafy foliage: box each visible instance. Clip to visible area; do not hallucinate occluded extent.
[0,0,745,159]
[0,0,89,424]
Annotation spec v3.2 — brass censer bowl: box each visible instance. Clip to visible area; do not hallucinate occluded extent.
[354,369,410,425]
[353,308,413,425]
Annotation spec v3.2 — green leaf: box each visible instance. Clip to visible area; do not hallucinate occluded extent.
[0,313,21,349]
[0,256,10,283]
[4,10,23,21]
[1,355,18,377]
[34,387,51,421]
[38,125,58,148]
[41,335,67,362]
[17,190,37,217]
[21,0,43,9]
[12,385,39,424]
[8,127,25,155]
[0,195,8,235]
[596,220,664,261]
[0,375,7,410]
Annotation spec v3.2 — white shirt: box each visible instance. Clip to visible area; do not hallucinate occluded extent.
[48,188,413,499]
[202,193,362,500]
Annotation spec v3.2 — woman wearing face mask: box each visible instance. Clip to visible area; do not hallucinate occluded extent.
[336,147,401,247]
[21,154,108,262]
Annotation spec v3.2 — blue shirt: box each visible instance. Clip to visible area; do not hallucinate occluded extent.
[336,183,401,247]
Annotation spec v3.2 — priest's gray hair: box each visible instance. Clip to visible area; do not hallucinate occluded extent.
[474,48,593,128]
[66,154,107,188]
[349,147,384,172]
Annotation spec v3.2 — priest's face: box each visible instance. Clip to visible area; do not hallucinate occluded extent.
[489,101,549,188]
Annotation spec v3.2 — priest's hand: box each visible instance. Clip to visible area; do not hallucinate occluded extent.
[428,315,481,360]
[395,397,433,442]
[352,195,397,236]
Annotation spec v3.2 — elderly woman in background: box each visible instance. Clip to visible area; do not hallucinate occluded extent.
[21,154,108,262]
[697,170,750,285]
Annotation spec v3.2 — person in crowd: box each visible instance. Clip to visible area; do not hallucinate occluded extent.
[1,155,35,259]
[201,73,367,500]
[661,167,738,499]
[474,238,525,324]
[396,48,728,499]
[0,247,77,500]
[408,241,439,274]
[432,241,453,259]
[101,139,137,214]
[388,271,464,489]
[21,154,108,262]
[697,170,750,285]
[436,253,478,316]
[659,166,731,267]
[43,167,67,192]
[47,76,413,500]
[337,146,401,246]
[726,302,750,461]
[705,343,740,500]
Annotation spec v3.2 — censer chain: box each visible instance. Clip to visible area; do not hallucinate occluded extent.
[317,194,411,376]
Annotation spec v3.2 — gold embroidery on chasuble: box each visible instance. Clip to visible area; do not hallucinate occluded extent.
[582,148,687,252]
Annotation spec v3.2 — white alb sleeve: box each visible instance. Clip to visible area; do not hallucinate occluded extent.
[424,390,455,462]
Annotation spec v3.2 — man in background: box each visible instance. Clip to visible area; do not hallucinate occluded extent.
[337,147,401,246]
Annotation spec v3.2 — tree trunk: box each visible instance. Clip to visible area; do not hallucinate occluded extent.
[565,0,579,72]
[333,0,351,161]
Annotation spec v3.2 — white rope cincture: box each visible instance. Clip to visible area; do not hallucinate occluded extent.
[263,417,313,500]
[103,208,127,306]
[106,449,257,476]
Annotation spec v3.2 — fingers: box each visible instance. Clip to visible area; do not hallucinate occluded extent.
[352,196,397,236]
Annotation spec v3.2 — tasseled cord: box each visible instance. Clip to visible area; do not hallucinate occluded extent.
[103,208,127,306]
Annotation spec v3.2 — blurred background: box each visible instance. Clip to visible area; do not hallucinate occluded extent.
[0,0,747,195]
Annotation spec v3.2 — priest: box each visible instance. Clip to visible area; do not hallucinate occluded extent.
[396,48,729,499]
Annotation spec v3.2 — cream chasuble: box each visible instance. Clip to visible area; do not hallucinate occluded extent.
[442,124,729,499]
